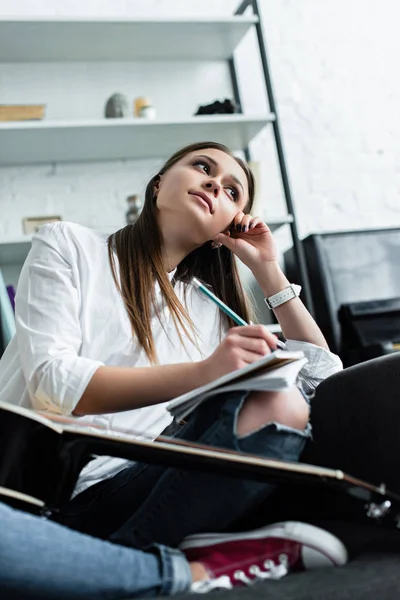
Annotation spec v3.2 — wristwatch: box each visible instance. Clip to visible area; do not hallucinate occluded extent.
[264,284,302,310]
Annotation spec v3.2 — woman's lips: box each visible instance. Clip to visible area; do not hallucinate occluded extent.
[188,191,213,213]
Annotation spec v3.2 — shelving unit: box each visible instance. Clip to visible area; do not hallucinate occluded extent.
[0,115,274,166]
[0,0,313,318]
[0,241,32,266]
[0,16,258,62]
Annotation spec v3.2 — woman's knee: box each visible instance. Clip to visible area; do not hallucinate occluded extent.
[261,386,310,431]
[237,386,309,437]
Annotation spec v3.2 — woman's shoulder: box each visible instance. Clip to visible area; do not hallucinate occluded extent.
[33,221,109,252]
[27,222,112,272]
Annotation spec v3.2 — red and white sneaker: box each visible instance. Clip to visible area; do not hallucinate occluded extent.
[180,521,348,593]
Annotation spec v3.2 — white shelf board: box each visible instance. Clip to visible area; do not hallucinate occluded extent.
[0,240,32,266]
[0,216,292,266]
[267,215,293,232]
[0,16,258,62]
[0,115,274,166]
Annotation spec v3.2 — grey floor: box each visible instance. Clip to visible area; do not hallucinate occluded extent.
[172,553,400,600]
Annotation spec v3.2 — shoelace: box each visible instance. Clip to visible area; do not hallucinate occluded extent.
[233,554,289,585]
[190,554,289,593]
[191,576,233,593]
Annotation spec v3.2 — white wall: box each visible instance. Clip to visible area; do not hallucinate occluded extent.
[265,0,400,234]
[1,0,400,250]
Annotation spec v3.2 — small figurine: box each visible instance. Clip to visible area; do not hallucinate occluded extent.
[195,98,236,115]
[134,97,156,119]
[125,194,142,225]
[105,93,130,118]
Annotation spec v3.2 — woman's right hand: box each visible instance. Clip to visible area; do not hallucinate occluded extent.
[200,325,279,383]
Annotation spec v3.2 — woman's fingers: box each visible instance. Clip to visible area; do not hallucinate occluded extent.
[237,214,252,232]
[248,217,263,230]
[231,212,248,233]
[239,349,272,365]
[232,324,279,350]
[209,324,279,381]
[231,335,272,356]
[231,213,263,234]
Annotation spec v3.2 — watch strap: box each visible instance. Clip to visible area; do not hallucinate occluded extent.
[264,284,302,309]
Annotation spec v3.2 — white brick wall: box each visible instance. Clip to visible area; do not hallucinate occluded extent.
[1,0,400,249]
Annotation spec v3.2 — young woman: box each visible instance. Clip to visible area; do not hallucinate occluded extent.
[0,141,342,552]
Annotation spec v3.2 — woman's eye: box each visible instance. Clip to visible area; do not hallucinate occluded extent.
[194,161,210,174]
[226,187,238,201]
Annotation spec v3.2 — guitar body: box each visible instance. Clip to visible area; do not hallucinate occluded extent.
[1,404,400,531]
[0,409,87,510]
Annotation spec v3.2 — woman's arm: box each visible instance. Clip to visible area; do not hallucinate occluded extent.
[213,217,329,350]
[74,362,206,415]
[75,323,279,416]
[252,261,329,350]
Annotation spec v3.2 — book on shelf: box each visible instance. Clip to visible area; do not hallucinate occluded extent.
[0,104,46,122]
[7,285,15,313]
[167,350,307,421]
[0,269,16,351]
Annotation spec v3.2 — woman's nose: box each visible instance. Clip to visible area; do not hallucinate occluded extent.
[204,180,220,197]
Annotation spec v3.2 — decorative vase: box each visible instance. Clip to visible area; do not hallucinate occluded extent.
[126,194,142,225]
[134,97,156,119]
[105,93,130,118]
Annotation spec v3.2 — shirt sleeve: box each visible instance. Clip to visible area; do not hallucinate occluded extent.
[284,339,343,396]
[14,223,104,415]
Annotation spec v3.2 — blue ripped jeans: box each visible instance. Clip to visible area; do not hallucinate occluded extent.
[0,501,191,599]
[60,389,311,551]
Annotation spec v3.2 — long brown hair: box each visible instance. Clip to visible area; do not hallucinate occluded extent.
[108,141,256,364]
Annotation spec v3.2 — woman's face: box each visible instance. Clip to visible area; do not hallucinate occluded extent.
[155,148,250,245]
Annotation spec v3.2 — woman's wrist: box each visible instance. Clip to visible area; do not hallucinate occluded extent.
[197,356,218,387]
[251,261,290,298]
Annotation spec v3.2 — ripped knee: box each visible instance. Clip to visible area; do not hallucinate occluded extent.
[236,386,309,438]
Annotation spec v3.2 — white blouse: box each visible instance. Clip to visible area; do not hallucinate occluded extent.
[0,222,342,495]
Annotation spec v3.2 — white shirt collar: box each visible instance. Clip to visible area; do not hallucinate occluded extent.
[167,268,177,281]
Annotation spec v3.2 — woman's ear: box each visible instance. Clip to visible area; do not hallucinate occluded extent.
[153,174,161,196]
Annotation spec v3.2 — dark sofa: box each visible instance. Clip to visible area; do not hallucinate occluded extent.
[172,352,400,599]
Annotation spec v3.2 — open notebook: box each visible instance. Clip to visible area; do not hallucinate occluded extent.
[167,350,307,421]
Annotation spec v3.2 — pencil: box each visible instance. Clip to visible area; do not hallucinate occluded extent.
[192,277,285,350]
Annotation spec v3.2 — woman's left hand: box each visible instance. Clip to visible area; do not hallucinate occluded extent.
[212,212,278,271]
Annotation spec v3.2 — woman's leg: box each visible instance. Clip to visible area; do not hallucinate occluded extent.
[0,500,191,599]
[235,353,400,555]
[61,386,310,549]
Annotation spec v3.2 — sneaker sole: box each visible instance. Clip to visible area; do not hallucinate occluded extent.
[179,521,348,567]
